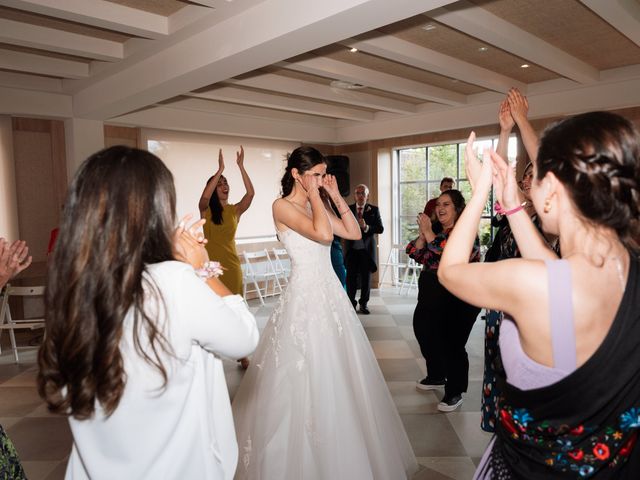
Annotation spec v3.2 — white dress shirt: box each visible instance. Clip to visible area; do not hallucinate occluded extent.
[65,261,259,480]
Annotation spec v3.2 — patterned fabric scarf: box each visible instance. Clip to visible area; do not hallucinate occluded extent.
[483,256,640,479]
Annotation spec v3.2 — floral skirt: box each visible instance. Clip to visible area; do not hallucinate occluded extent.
[0,424,26,480]
[482,310,504,433]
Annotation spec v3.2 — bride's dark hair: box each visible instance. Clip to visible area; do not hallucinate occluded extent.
[281,146,325,196]
[38,146,175,419]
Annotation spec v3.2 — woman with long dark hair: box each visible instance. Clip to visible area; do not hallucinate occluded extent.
[441,113,640,478]
[199,146,254,296]
[38,146,259,480]
[408,189,481,412]
[232,146,418,479]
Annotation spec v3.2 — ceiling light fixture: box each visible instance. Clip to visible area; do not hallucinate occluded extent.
[478,46,488,52]
[520,64,530,68]
[422,23,436,31]
[349,47,358,53]
[330,80,366,90]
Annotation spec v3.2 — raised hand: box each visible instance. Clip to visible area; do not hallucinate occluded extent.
[498,99,514,132]
[236,145,244,167]
[464,132,494,196]
[173,215,209,269]
[217,148,224,174]
[491,151,523,210]
[507,88,529,125]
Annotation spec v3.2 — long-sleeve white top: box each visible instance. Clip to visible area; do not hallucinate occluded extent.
[65,261,259,480]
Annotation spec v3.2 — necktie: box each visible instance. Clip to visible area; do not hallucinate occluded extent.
[357,207,363,219]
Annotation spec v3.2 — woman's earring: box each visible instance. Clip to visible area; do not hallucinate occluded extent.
[543,196,552,214]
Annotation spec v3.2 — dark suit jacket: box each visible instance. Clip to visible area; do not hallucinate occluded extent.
[345,203,384,273]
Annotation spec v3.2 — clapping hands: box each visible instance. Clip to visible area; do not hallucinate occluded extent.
[217,149,224,174]
[173,215,208,270]
[0,238,32,288]
[236,145,244,167]
[464,132,494,196]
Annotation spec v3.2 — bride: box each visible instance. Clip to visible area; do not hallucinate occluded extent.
[232,147,418,479]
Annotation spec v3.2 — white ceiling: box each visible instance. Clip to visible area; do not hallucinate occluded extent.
[1,0,639,144]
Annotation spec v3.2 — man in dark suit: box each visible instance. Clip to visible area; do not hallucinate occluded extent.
[345,184,384,315]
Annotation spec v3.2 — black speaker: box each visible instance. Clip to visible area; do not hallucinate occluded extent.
[325,155,350,197]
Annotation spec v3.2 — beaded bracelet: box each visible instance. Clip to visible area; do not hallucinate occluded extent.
[195,261,224,279]
[494,201,527,216]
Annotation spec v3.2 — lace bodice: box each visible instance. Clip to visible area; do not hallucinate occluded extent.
[277,228,333,283]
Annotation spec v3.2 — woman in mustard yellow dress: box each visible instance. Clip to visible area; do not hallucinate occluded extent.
[199,146,254,297]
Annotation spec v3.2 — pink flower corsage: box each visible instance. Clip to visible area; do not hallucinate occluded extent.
[196,261,224,280]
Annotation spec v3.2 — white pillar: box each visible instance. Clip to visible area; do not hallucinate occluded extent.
[64,118,104,184]
[0,116,19,240]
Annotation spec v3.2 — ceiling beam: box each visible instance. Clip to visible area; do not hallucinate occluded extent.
[70,0,456,119]
[1,0,168,39]
[0,49,89,79]
[160,97,337,127]
[0,18,123,62]
[190,85,374,121]
[429,0,600,84]
[0,71,63,92]
[229,73,417,114]
[187,0,219,7]
[0,85,72,117]
[110,105,338,143]
[277,57,466,105]
[340,34,526,94]
[580,0,640,48]
[337,74,640,143]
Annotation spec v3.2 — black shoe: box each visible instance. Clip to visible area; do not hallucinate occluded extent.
[437,394,463,412]
[358,305,370,315]
[416,376,445,391]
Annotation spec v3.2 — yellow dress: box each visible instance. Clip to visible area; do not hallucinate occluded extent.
[203,204,243,295]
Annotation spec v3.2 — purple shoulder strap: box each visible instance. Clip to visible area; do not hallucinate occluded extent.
[545,259,577,371]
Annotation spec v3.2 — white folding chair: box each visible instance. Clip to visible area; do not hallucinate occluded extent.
[241,249,283,305]
[0,285,46,363]
[271,248,291,287]
[399,258,421,295]
[379,244,408,287]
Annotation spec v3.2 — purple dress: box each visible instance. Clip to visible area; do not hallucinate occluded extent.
[474,259,577,479]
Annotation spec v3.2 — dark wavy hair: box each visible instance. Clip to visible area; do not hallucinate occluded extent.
[281,146,325,196]
[38,146,176,419]
[536,111,640,252]
[439,189,466,220]
[207,175,225,225]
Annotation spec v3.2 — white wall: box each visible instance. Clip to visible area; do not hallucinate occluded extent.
[142,128,299,239]
[64,118,105,183]
[0,116,19,240]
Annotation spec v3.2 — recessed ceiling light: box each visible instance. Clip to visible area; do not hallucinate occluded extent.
[478,46,488,52]
[520,64,530,68]
[349,47,358,53]
[422,23,436,31]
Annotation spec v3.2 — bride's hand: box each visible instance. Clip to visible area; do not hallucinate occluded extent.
[173,215,208,269]
[321,174,340,199]
[297,173,320,199]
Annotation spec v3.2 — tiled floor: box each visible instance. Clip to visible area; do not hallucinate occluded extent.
[0,287,492,479]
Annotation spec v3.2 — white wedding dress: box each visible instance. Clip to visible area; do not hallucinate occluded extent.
[232,226,418,480]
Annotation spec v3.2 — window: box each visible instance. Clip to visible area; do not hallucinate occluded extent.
[394,136,517,254]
